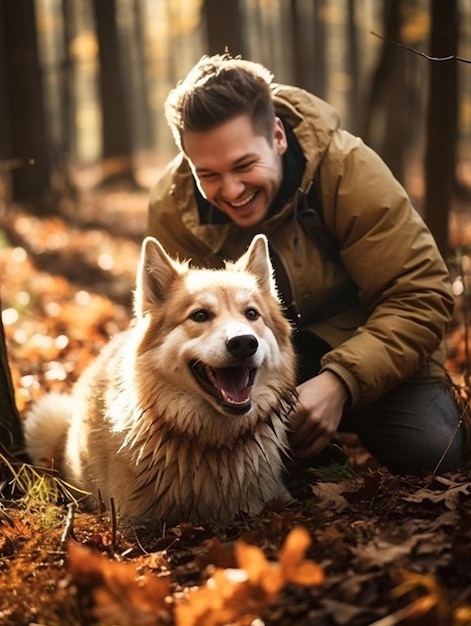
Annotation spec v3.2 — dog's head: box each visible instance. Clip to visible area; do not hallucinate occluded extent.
[132,235,296,438]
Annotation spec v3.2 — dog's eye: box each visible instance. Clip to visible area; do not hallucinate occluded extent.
[190,309,211,322]
[245,308,260,321]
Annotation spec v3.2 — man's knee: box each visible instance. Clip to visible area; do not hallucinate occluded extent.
[360,425,464,474]
[347,383,467,474]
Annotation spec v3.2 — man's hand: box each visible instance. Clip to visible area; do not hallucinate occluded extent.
[289,370,349,459]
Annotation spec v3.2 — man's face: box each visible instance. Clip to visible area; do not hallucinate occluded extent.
[183,114,288,228]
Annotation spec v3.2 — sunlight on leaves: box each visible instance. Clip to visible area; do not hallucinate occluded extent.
[68,542,171,625]
[1,452,90,510]
[390,571,450,623]
[455,606,471,625]
[175,526,324,626]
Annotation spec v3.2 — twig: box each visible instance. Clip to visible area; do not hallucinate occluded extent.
[368,596,437,626]
[459,252,471,387]
[110,496,117,554]
[60,502,76,548]
[432,399,469,476]
[370,31,471,64]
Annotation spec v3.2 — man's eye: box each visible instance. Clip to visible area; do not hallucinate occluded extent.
[245,308,260,321]
[235,162,253,173]
[190,309,211,322]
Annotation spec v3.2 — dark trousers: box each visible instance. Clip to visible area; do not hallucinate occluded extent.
[294,332,468,474]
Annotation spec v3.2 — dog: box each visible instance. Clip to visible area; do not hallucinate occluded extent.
[24,234,297,526]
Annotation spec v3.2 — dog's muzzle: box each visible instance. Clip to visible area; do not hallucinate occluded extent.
[190,361,257,414]
[190,333,260,414]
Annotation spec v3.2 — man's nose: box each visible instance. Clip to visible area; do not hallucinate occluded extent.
[221,174,244,199]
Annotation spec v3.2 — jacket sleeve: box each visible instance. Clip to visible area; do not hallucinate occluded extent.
[319,129,454,405]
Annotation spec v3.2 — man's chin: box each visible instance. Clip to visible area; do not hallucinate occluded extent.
[224,205,268,228]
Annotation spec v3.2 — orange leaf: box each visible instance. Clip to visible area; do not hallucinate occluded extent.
[235,541,283,597]
[68,541,170,623]
[280,526,324,586]
[279,525,311,572]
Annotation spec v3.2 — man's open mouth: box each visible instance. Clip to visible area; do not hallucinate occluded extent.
[226,191,258,209]
[190,361,256,414]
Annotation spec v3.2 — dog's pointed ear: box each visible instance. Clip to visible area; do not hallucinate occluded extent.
[134,237,185,316]
[237,234,277,296]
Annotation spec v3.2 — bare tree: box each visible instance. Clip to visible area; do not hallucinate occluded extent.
[362,0,407,182]
[92,0,134,181]
[424,0,459,256]
[0,290,25,460]
[346,0,360,133]
[1,0,53,205]
[203,0,246,57]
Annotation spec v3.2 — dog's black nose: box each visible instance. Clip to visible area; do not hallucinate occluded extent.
[226,334,258,359]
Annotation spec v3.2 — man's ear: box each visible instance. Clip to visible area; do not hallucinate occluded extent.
[274,117,288,155]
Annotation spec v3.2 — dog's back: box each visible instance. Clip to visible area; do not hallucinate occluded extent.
[24,235,297,526]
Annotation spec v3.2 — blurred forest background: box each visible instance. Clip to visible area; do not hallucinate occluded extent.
[0,0,471,252]
[1,0,471,451]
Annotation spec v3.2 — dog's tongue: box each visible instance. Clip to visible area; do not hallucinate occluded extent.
[215,366,251,403]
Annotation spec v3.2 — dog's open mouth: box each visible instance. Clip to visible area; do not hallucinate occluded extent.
[190,361,256,414]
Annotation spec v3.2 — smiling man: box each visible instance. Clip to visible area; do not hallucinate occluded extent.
[184,114,287,227]
[147,53,468,475]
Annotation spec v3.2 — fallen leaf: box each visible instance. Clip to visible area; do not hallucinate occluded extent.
[175,526,324,626]
[352,533,436,571]
[68,541,171,625]
[310,481,351,512]
[403,481,471,510]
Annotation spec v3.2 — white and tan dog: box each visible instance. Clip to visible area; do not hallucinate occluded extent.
[24,234,297,526]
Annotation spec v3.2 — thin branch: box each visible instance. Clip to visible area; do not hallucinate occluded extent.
[460,253,471,386]
[60,502,76,548]
[110,496,117,555]
[370,31,471,64]
[432,399,469,476]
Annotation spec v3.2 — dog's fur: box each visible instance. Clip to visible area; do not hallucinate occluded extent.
[24,234,297,526]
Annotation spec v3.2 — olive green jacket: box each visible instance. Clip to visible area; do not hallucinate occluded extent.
[147,84,454,407]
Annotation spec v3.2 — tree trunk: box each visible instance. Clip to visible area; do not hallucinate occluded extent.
[312,0,327,99]
[0,290,26,459]
[1,0,53,204]
[203,0,246,57]
[362,1,402,147]
[424,0,458,257]
[92,0,134,181]
[382,39,406,183]
[346,0,360,134]
[288,0,314,92]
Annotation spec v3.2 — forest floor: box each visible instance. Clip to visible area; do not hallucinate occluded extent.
[1,177,471,626]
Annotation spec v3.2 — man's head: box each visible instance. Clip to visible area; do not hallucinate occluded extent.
[165,54,276,150]
[165,54,288,228]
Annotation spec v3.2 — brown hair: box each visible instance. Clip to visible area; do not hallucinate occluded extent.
[165,54,276,152]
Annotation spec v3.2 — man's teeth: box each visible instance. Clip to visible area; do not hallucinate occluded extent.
[229,192,256,208]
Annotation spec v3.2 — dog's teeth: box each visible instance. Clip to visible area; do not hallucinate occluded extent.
[221,390,246,406]
[204,365,218,386]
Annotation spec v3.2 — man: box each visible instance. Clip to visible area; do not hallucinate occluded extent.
[147,53,467,474]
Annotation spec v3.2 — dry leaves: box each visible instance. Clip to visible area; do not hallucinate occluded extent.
[2,192,471,625]
[68,542,171,625]
[175,526,324,626]
[67,526,323,626]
